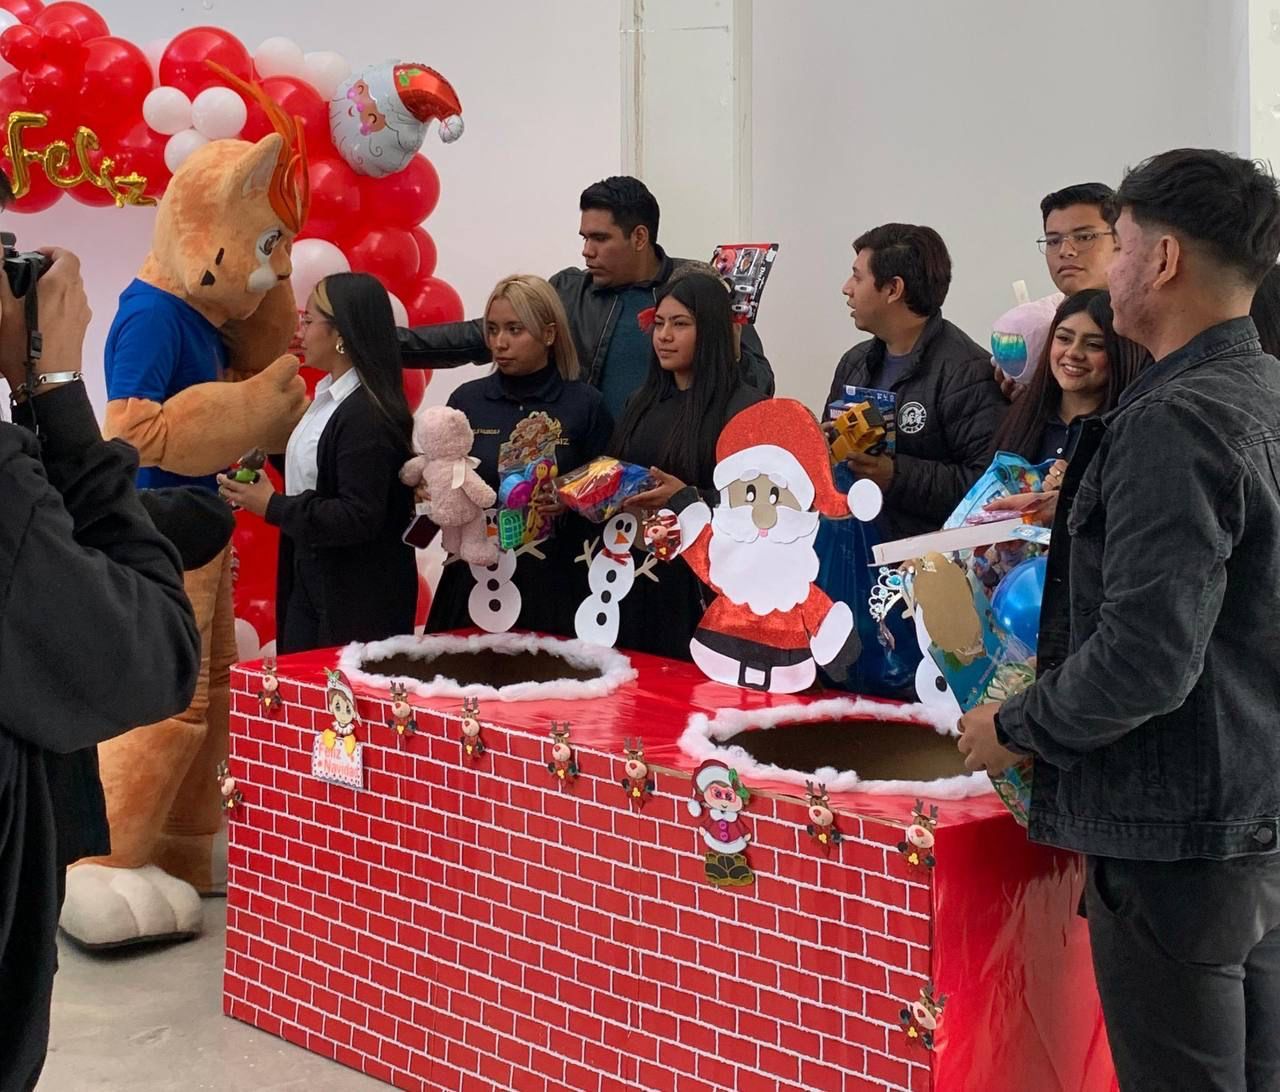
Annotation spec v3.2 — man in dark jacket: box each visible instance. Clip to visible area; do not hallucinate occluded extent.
[397,176,774,417]
[825,223,1005,540]
[958,149,1280,1091]
[0,239,201,1091]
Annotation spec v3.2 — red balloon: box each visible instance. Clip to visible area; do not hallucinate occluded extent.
[404,276,463,326]
[80,36,152,126]
[367,154,440,229]
[303,156,362,240]
[1,23,43,69]
[345,226,419,296]
[159,26,251,98]
[231,497,281,650]
[414,575,431,630]
[33,1,106,41]
[8,162,61,212]
[410,226,437,278]
[69,119,169,205]
[0,0,44,22]
[22,59,77,106]
[240,75,328,150]
[402,368,427,412]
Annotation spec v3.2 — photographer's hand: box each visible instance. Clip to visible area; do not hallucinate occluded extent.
[0,246,91,396]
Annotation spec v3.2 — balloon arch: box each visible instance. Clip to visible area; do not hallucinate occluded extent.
[0,0,466,652]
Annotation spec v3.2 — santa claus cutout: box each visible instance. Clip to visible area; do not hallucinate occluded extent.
[667,399,882,693]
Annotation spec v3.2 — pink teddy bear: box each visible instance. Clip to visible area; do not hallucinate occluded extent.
[400,405,499,566]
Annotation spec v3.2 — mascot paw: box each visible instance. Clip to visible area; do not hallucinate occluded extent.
[59,864,203,949]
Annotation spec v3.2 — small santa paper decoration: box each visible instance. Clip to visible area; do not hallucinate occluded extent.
[665,399,883,693]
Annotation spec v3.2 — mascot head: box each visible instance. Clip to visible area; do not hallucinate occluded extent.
[141,65,311,358]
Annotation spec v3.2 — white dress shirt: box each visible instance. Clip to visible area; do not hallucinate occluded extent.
[284,368,363,495]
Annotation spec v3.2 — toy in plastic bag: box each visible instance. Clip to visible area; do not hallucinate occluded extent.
[944,451,1053,530]
[496,412,561,548]
[553,457,657,523]
[814,461,918,697]
[901,552,1035,825]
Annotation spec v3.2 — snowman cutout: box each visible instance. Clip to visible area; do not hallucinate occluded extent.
[574,512,657,646]
[468,509,522,633]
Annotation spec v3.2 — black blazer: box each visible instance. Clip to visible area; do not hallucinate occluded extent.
[266,386,417,650]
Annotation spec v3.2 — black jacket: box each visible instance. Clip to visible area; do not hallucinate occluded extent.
[825,313,1006,539]
[398,245,775,397]
[998,318,1280,861]
[0,383,199,1091]
[266,387,417,651]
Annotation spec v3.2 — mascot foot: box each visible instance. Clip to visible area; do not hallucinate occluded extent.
[154,830,225,895]
[60,864,203,949]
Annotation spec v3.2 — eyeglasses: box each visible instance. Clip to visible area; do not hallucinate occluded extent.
[299,312,333,329]
[1036,230,1116,255]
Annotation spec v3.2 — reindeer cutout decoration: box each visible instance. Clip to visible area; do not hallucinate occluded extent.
[897,799,940,869]
[386,682,417,737]
[257,655,283,715]
[900,981,948,1050]
[619,738,655,807]
[804,780,844,851]
[546,722,578,785]
[460,697,486,759]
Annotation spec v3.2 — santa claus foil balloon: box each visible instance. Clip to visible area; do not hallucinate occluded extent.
[330,61,464,177]
[666,399,884,694]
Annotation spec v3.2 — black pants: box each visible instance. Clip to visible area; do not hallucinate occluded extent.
[1086,853,1280,1091]
[280,549,328,655]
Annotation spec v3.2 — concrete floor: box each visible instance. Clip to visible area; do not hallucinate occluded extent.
[39,898,386,1092]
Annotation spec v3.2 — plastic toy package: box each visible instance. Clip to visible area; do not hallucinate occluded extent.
[710,242,779,325]
[827,386,897,456]
[496,413,561,549]
[553,457,656,523]
[944,451,1052,530]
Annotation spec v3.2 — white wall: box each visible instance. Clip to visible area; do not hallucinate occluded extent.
[8,0,621,416]
[749,0,1249,411]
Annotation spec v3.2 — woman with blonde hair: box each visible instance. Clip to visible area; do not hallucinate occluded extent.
[426,273,613,634]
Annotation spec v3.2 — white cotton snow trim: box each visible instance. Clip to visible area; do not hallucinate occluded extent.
[679,696,993,799]
[338,632,637,702]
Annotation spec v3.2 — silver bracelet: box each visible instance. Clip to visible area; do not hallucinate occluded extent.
[11,371,82,400]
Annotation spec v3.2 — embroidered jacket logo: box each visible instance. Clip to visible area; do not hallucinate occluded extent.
[899,402,927,434]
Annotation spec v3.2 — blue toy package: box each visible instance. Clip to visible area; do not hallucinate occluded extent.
[828,386,897,455]
[553,457,656,523]
[943,451,1054,530]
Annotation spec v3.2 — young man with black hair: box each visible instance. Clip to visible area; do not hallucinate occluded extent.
[398,175,774,417]
[0,170,203,1088]
[959,149,1280,1090]
[825,222,1005,540]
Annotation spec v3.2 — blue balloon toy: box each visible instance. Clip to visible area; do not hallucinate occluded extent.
[991,556,1047,651]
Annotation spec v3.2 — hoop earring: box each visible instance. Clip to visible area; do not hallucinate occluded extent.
[336,340,345,355]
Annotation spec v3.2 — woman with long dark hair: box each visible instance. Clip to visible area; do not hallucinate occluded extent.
[219,272,418,652]
[991,289,1145,471]
[607,270,766,658]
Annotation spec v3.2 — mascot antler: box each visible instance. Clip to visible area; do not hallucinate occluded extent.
[205,61,311,233]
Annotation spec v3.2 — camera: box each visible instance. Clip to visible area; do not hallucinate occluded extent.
[1,231,50,298]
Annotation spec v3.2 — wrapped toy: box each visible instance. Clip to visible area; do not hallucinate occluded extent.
[496,412,561,549]
[400,405,498,566]
[554,457,656,523]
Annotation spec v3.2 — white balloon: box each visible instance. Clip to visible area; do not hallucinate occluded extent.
[388,291,409,327]
[233,618,262,662]
[142,38,169,83]
[164,128,210,173]
[190,87,248,140]
[289,239,350,308]
[254,36,307,80]
[143,87,193,136]
[303,50,351,100]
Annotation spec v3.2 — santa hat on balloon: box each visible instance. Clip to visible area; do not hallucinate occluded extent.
[711,399,883,523]
[386,64,465,142]
[687,759,750,816]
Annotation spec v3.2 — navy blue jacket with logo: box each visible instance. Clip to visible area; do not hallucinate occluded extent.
[824,312,1006,540]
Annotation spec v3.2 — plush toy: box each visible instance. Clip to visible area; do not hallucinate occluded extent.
[401,405,499,566]
[59,72,311,950]
[990,293,1062,383]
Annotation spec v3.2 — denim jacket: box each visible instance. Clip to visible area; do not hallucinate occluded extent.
[997,317,1280,860]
